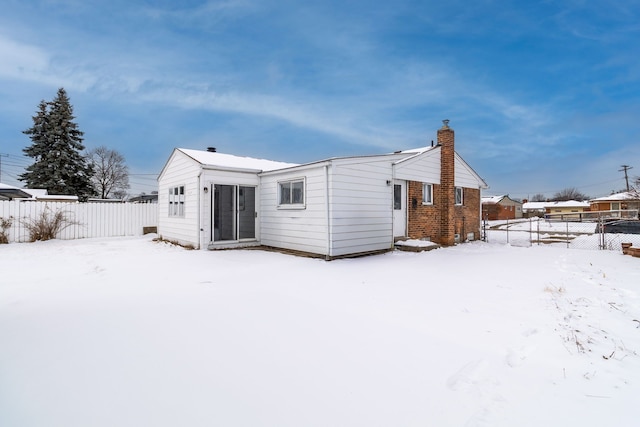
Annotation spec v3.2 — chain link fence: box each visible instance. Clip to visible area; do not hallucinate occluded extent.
[482,217,640,251]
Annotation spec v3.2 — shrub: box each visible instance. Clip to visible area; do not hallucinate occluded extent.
[0,217,12,244]
[21,207,79,242]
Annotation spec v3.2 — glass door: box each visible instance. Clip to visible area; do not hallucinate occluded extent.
[238,186,256,239]
[212,185,256,242]
[214,185,236,241]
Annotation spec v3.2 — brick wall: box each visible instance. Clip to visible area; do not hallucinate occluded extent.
[407,181,442,241]
[407,181,481,243]
[482,203,516,220]
[454,188,481,241]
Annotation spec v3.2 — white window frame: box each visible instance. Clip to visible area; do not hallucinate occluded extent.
[278,178,306,209]
[422,183,433,205]
[455,186,463,205]
[169,185,185,217]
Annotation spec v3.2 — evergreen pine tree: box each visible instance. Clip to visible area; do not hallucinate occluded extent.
[20,88,95,200]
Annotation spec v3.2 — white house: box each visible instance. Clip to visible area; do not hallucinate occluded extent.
[157,122,488,258]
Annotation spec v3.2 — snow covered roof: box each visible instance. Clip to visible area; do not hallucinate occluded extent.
[178,148,298,172]
[590,191,640,202]
[0,183,32,200]
[544,200,590,208]
[22,189,48,198]
[482,195,522,205]
[522,202,547,211]
[482,195,506,204]
[522,200,590,210]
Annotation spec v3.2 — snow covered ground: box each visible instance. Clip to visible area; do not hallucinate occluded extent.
[1,235,639,426]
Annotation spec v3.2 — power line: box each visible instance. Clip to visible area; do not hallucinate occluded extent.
[0,154,7,182]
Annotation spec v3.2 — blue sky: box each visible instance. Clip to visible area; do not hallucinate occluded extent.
[1,0,639,199]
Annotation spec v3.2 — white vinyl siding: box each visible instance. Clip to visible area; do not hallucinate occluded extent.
[454,155,485,189]
[394,147,441,183]
[157,151,201,248]
[328,159,393,257]
[260,167,328,255]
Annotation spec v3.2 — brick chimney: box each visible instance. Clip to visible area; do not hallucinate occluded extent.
[438,119,456,246]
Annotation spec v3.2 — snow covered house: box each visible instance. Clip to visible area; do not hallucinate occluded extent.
[481,195,522,220]
[590,191,640,216]
[157,121,488,258]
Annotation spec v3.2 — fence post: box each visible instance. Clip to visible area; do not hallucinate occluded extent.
[599,214,605,250]
[483,216,487,242]
[566,220,569,248]
[506,218,509,244]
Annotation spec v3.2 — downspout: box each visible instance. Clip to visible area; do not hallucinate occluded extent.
[391,162,397,245]
[325,163,331,260]
[197,170,202,249]
[478,186,482,241]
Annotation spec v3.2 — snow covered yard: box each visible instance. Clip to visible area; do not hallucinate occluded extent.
[1,236,639,427]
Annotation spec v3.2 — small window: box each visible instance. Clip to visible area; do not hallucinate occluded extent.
[422,183,433,205]
[279,178,305,207]
[455,187,463,205]
[394,184,402,210]
[169,185,185,217]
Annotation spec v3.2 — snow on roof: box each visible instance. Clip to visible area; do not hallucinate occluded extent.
[482,195,506,204]
[32,194,79,201]
[545,200,590,208]
[395,146,433,155]
[522,202,547,210]
[590,191,639,202]
[0,183,33,200]
[178,148,298,172]
[22,189,48,198]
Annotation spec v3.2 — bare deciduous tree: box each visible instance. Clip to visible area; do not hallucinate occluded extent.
[551,187,589,201]
[630,176,640,198]
[87,146,130,199]
[530,193,546,202]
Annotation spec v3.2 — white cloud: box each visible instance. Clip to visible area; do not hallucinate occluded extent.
[0,35,49,81]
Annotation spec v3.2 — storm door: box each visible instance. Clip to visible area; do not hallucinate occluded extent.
[212,185,256,242]
[393,180,407,238]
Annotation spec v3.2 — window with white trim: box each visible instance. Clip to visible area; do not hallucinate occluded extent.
[278,178,305,207]
[455,187,463,205]
[169,185,185,216]
[422,183,433,205]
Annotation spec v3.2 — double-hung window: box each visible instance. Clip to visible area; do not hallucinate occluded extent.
[169,185,185,216]
[278,178,305,207]
[455,187,463,205]
[423,183,433,205]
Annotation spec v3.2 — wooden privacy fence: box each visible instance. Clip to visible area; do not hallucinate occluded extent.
[0,201,158,243]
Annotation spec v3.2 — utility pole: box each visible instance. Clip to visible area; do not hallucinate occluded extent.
[619,165,633,191]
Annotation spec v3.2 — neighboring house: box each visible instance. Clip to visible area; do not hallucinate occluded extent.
[481,195,522,220]
[544,200,590,219]
[0,184,79,202]
[522,201,547,218]
[590,191,640,216]
[0,183,32,200]
[128,193,159,203]
[157,121,488,258]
